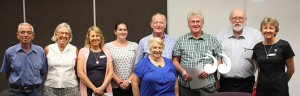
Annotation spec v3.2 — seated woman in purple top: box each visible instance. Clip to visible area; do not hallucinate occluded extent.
[132,37,179,96]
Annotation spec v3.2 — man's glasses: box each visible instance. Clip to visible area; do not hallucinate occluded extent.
[231,17,245,21]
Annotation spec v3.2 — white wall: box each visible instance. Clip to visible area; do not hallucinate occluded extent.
[167,0,299,95]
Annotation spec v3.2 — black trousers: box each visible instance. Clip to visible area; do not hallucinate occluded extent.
[219,76,255,93]
[112,86,133,96]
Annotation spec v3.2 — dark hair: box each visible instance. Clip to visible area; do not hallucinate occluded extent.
[114,21,128,30]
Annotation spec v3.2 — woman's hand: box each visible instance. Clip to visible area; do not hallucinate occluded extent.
[94,86,105,95]
[119,80,130,90]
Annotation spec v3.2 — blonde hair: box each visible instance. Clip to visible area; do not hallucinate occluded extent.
[187,10,204,23]
[147,37,165,50]
[84,26,105,48]
[260,17,279,32]
[51,22,73,42]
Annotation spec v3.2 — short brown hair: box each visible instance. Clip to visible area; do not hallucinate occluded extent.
[260,17,279,32]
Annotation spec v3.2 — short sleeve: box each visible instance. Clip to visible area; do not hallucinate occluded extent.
[212,38,222,59]
[0,50,11,73]
[134,58,148,79]
[172,39,181,57]
[135,40,145,64]
[283,41,295,60]
[40,49,48,74]
[104,43,109,49]
[132,42,138,51]
[165,58,177,77]
[252,44,259,60]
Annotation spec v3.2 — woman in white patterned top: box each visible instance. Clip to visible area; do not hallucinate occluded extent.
[43,23,79,96]
[104,21,138,96]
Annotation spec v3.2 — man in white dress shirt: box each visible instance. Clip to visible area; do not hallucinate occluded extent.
[216,8,263,93]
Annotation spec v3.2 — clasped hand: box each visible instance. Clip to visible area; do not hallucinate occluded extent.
[118,80,130,90]
[93,86,105,95]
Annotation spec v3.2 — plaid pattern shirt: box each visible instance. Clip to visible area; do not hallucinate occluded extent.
[172,32,222,88]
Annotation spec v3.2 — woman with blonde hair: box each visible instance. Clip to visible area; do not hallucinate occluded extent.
[132,37,178,96]
[77,26,113,96]
[43,22,79,96]
[252,17,295,96]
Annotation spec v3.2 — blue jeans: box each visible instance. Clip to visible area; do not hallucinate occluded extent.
[8,87,42,96]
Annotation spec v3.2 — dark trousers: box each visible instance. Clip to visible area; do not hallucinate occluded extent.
[8,88,41,96]
[219,76,255,93]
[87,87,106,96]
[112,86,133,96]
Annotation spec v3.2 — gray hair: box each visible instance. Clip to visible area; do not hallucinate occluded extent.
[151,13,167,24]
[18,23,34,33]
[51,22,73,42]
[147,37,165,50]
[187,11,204,23]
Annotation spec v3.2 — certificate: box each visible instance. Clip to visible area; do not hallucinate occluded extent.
[186,64,210,89]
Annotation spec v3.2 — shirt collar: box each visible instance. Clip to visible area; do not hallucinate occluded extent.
[188,32,204,40]
[227,29,245,39]
[15,43,37,53]
[151,33,166,41]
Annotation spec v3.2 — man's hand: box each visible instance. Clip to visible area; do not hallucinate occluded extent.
[199,70,209,78]
[182,70,192,81]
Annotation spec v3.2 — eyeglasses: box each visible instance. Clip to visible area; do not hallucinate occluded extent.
[58,32,70,35]
[231,17,245,21]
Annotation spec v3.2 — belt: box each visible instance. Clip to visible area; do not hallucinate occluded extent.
[9,84,40,91]
[222,76,255,79]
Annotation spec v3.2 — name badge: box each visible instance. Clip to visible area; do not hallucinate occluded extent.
[267,53,276,57]
[100,55,106,58]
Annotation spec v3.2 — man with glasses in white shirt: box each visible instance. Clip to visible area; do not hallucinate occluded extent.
[216,8,263,93]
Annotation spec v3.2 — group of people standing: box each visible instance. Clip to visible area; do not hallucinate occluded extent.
[1,7,295,96]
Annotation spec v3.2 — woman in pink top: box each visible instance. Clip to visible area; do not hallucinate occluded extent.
[77,26,113,96]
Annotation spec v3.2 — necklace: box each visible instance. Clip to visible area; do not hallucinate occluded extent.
[149,56,164,68]
[263,44,273,59]
[92,52,100,64]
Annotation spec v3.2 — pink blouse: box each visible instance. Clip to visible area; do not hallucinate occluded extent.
[78,47,112,96]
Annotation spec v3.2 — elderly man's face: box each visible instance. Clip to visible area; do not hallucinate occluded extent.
[230,10,246,32]
[188,16,204,33]
[151,15,166,34]
[56,27,71,45]
[17,25,35,45]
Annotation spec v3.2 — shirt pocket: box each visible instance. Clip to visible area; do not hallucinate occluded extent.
[33,60,43,76]
[243,45,254,59]
[11,61,22,75]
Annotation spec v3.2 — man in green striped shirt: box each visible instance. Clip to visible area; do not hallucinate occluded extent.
[172,11,222,96]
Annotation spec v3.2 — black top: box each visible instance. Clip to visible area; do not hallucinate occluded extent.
[86,50,107,88]
[252,39,294,96]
